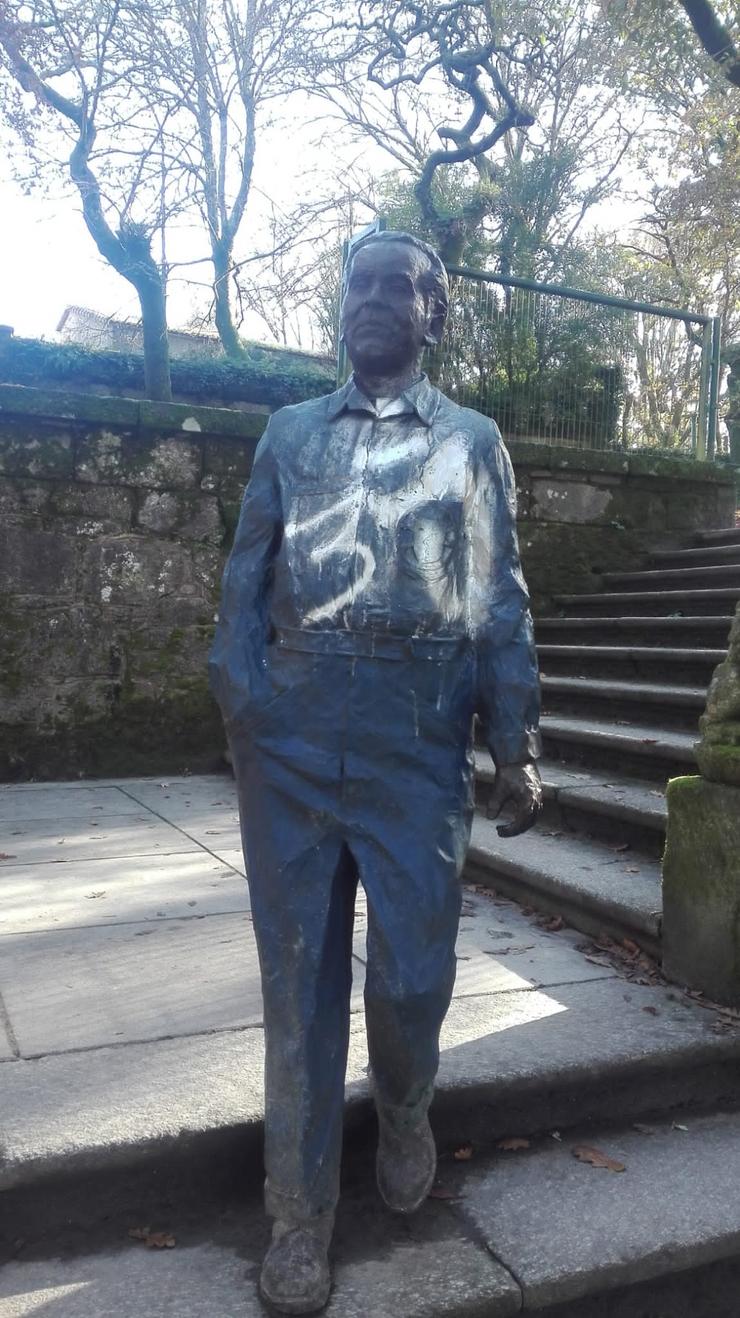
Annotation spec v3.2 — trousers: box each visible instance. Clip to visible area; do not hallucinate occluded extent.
[229,637,476,1223]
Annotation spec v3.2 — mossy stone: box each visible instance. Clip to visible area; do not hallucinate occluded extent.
[663,775,740,1005]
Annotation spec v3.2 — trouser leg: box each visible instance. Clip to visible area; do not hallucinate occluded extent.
[248,836,358,1225]
[355,835,463,1120]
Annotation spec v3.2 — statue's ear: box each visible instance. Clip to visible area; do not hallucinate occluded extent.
[424,302,447,347]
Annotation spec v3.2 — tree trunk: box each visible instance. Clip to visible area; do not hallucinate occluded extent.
[213,242,246,359]
[117,227,173,401]
[136,273,173,402]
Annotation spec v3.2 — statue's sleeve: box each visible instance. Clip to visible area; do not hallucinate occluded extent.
[474,429,542,767]
[208,421,282,729]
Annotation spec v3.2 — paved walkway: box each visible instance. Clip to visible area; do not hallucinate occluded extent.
[0,770,630,1064]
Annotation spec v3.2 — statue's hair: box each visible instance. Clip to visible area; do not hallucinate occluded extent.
[345,230,449,319]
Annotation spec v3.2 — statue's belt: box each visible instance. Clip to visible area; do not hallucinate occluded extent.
[273,626,468,663]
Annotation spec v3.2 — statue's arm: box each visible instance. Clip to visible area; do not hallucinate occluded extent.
[475,428,543,835]
[208,423,282,730]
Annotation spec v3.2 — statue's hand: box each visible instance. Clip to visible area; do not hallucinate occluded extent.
[487,761,543,838]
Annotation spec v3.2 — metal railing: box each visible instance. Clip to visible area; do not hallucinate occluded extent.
[429,267,722,460]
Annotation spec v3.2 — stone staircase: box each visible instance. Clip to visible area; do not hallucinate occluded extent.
[468,522,740,958]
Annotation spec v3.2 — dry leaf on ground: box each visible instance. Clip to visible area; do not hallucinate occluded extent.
[572,1145,626,1172]
[128,1226,176,1248]
[453,1144,473,1161]
[497,1137,531,1151]
[428,1186,463,1200]
[0,853,17,860]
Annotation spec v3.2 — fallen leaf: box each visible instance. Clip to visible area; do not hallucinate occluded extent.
[428,1186,463,1200]
[572,1145,625,1172]
[642,1005,659,1016]
[544,915,564,932]
[672,1122,689,1133]
[551,1131,563,1142]
[622,939,641,956]
[497,1137,530,1151]
[128,1226,176,1248]
[612,842,630,853]
[641,738,658,745]
[0,853,17,860]
[147,1233,176,1250]
[542,830,563,838]
[453,1144,473,1161]
[626,867,641,874]
[585,955,613,967]
[85,891,107,900]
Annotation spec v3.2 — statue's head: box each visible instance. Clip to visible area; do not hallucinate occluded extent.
[340,231,449,378]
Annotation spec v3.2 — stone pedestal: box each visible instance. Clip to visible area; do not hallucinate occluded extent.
[662,776,740,1006]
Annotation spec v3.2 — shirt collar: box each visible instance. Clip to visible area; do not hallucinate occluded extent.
[326,373,440,426]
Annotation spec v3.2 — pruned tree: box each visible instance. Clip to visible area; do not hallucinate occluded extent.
[0,0,174,399]
[310,1,643,274]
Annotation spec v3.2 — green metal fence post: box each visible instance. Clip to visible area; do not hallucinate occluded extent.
[707,316,722,461]
[696,320,713,462]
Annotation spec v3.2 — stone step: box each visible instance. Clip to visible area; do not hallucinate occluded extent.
[695,525,740,546]
[537,616,731,649]
[554,587,740,618]
[537,643,725,685]
[651,543,740,567]
[467,813,662,950]
[449,1107,740,1317]
[603,563,740,590]
[6,1108,740,1318]
[538,675,705,733]
[538,712,697,780]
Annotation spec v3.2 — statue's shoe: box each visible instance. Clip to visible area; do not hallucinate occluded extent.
[259,1223,332,1315]
[376,1109,437,1213]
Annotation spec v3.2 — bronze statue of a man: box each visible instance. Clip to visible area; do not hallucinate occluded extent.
[209,231,542,1314]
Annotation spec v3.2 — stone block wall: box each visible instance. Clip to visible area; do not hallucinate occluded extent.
[510,442,737,616]
[0,385,263,780]
[0,383,736,781]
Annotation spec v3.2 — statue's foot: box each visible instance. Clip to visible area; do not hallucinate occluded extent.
[376,1110,437,1213]
[259,1222,332,1315]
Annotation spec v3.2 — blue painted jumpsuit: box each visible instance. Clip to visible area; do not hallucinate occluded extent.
[208,374,540,1227]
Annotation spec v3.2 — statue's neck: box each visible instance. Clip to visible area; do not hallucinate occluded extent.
[352,363,423,403]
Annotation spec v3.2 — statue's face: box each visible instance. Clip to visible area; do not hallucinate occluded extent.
[341,241,440,376]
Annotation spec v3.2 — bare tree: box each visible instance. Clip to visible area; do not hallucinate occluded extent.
[0,0,174,399]
[132,0,331,358]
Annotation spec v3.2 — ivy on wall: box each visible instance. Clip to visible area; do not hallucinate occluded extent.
[0,336,335,407]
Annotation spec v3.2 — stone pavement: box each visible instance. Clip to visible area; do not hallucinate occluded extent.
[3,773,740,1315]
[1,770,618,1062]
